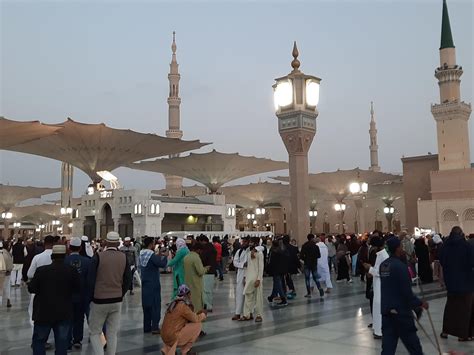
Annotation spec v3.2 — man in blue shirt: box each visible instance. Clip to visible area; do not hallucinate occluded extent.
[380,237,428,355]
[64,237,91,350]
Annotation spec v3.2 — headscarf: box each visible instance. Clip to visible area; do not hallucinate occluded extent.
[176,238,186,250]
[139,249,154,267]
[432,234,442,245]
[166,284,192,313]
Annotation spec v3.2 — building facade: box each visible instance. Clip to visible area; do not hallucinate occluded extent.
[73,189,236,239]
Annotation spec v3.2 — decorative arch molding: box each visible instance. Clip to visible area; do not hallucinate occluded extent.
[462,208,474,221]
[442,209,459,222]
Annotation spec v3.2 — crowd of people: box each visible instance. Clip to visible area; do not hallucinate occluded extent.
[0,226,472,355]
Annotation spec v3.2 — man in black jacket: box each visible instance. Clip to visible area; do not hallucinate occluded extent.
[300,234,324,298]
[28,244,80,355]
[267,239,289,306]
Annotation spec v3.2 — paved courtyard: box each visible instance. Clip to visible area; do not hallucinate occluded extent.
[1,272,472,355]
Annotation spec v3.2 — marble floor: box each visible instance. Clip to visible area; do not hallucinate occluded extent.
[1,272,472,355]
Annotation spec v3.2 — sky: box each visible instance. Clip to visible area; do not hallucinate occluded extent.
[1,0,473,198]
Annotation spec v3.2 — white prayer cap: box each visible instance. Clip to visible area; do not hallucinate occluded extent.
[81,236,89,242]
[70,237,82,247]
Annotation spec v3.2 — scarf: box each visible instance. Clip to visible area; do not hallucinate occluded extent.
[166,295,193,313]
[139,249,154,268]
[176,238,186,250]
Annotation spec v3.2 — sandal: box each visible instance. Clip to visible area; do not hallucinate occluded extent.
[239,316,252,321]
[231,315,241,321]
[255,316,263,323]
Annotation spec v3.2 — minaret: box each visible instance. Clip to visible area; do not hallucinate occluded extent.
[61,162,73,208]
[431,0,471,170]
[164,31,184,190]
[369,101,380,172]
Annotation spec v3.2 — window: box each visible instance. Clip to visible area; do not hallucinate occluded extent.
[150,204,155,214]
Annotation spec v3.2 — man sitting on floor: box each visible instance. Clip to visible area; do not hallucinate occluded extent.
[161,284,206,355]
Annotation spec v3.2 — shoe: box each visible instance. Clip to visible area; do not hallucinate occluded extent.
[219,277,224,281]
[325,288,331,293]
[368,323,373,328]
[440,333,448,339]
[267,296,274,303]
[347,279,353,283]
[7,299,12,308]
[73,342,82,349]
[319,288,324,298]
[276,300,288,307]
[152,330,160,335]
[45,343,53,350]
[373,334,382,340]
[255,316,263,322]
[304,294,312,298]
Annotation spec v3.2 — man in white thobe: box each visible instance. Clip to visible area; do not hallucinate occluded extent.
[242,237,264,322]
[316,237,333,292]
[232,237,249,320]
[367,244,389,339]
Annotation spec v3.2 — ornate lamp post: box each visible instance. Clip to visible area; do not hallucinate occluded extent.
[246,213,256,231]
[383,205,395,232]
[255,207,266,231]
[349,181,368,234]
[309,209,318,234]
[273,42,321,245]
[1,211,13,238]
[334,202,346,233]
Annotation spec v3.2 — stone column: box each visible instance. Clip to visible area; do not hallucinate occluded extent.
[282,131,314,245]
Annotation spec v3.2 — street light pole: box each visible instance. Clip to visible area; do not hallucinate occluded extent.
[334,203,346,234]
[383,206,395,232]
[349,181,368,234]
[309,210,317,234]
[274,42,321,245]
[1,211,13,239]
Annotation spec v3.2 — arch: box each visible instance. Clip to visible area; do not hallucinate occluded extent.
[100,203,114,238]
[442,209,458,222]
[462,208,474,221]
[101,203,113,224]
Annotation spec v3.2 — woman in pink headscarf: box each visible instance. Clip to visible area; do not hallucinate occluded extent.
[167,238,190,299]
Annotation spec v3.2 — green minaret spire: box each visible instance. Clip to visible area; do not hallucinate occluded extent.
[440,0,455,49]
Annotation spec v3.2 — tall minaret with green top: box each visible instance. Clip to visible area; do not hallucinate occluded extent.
[431,0,471,170]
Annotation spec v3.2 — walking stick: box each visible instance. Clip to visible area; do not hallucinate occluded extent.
[418,280,443,355]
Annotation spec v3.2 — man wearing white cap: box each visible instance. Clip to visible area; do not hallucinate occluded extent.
[87,231,132,355]
[80,236,94,258]
[120,237,138,295]
[64,237,91,350]
[28,244,80,354]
